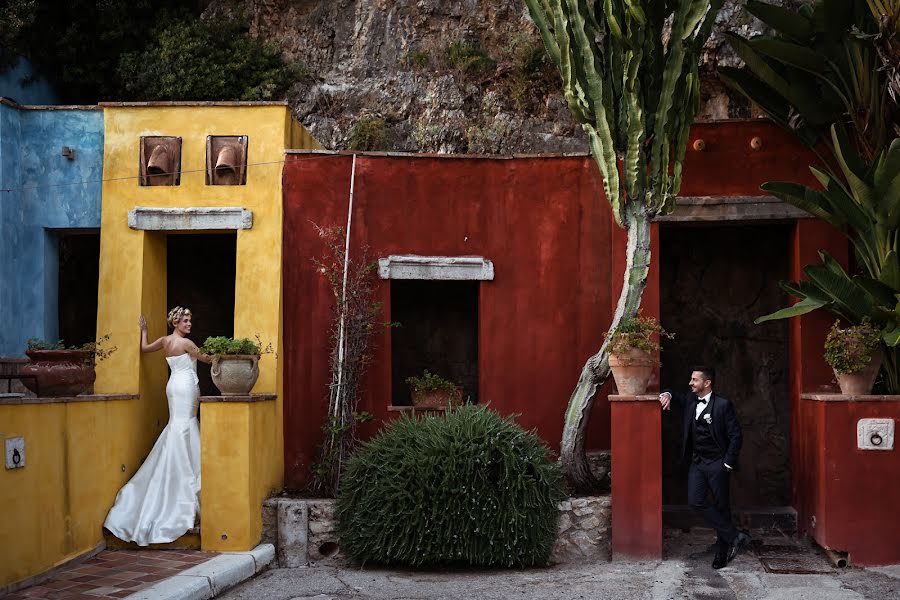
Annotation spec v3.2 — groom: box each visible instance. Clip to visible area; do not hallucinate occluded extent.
[659,366,750,569]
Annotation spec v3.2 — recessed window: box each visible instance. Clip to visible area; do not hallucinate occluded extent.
[139,136,182,186]
[206,135,248,185]
[390,280,479,406]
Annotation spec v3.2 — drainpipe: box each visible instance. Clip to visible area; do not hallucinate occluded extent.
[333,154,357,418]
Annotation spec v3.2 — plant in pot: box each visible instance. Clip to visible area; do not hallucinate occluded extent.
[201,335,273,396]
[21,335,117,397]
[605,314,671,396]
[405,370,462,410]
[824,320,882,395]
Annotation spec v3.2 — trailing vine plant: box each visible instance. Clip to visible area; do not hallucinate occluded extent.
[310,224,387,495]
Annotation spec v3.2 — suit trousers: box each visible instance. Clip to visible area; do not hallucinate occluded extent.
[687,457,738,547]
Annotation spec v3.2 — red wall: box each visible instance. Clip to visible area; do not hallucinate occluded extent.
[800,398,900,565]
[282,154,612,487]
[281,120,839,492]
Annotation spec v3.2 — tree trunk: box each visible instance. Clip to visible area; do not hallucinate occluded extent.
[559,200,653,492]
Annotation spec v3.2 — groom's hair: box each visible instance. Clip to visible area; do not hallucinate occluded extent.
[692,365,715,386]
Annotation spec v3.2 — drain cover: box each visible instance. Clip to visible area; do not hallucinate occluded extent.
[755,544,835,574]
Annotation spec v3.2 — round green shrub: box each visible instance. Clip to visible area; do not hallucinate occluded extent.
[336,405,566,567]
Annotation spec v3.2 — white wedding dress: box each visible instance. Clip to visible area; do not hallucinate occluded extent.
[104,353,201,545]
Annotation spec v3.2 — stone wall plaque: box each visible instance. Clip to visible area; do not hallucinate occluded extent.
[857,418,895,451]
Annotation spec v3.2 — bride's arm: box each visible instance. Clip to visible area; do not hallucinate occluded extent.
[185,341,212,364]
[138,315,165,353]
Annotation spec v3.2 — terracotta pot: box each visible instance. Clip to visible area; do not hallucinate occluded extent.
[211,354,259,396]
[834,352,883,395]
[608,347,655,395]
[21,350,95,397]
[411,388,461,410]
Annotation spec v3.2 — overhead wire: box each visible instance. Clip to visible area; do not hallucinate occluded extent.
[0,153,344,194]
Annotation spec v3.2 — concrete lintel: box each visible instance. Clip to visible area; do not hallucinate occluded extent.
[653,196,813,222]
[378,255,494,281]
[127,207,252,231]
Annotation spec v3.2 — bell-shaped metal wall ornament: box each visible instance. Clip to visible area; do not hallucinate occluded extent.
[207,135,248,185]
[140,136,182,186]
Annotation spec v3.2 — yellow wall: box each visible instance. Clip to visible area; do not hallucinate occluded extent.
[3,103,316,587]
[0,399,140,587]
[94,103,313,553]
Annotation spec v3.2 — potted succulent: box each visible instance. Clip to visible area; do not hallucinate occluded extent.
[405,370,462,409]
[21,335,117,397]
[605,313,672,395]
[202,335,273,396]
[824,320,882,395]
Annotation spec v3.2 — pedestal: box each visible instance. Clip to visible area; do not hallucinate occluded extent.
[609,394,662,559]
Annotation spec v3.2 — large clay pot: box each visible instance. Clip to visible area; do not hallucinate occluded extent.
[21,350,95,397]
[834,352,882,395]
[411,388,462,409]
[608,347,655,395]
[211,354,259,396]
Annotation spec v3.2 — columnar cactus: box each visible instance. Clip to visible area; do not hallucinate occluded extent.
[523,0,723,490]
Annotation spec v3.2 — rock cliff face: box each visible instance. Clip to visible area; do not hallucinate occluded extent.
[211,0,798,153]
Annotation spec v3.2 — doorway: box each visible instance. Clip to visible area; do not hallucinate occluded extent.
[659,224,792,508]
[390,280,479,406]
[57,231,100,348]
[167,233,236,396]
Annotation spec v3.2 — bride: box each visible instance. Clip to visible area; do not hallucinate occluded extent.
[104,306,211,545]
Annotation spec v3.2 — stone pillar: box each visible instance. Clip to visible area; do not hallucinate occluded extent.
[609,394,662,559]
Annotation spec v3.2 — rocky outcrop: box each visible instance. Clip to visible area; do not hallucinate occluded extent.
[206,0,803,153]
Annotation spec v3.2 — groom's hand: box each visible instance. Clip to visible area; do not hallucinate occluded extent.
[659,392,672,410]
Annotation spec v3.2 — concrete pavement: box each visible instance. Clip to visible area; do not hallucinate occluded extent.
[214,530,900,600]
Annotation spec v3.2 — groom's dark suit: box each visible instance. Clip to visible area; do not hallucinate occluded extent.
[666,390,743,548]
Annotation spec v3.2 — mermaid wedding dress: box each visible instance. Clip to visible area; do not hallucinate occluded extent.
[104,353,201,545]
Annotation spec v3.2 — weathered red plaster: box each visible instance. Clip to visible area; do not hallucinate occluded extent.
[799,397,900,565]
[610,395,662,559]
[282,154,611,486]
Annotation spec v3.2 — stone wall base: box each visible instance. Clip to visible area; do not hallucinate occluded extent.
[262,494,611,567]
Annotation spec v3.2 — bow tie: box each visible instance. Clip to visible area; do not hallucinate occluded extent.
[697,397,709,404]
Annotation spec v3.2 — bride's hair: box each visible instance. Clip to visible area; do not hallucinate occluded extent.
[167,306,192,329]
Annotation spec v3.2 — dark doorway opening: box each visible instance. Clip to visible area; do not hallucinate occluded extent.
[660,224,791,508]
[58,231,100,348]
[390,280,479,406]
[167,233,236,397]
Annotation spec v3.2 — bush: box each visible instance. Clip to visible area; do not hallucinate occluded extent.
[347,116,390,151]
[117,17,303,101]
[336,405,565,567]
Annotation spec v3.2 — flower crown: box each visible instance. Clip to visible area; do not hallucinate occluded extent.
[167,306,192,328]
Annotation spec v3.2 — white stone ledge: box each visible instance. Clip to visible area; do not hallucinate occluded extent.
[127,207,253,231]
[378,255,494,281]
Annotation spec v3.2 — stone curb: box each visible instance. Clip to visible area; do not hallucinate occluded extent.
[125,544,275,600]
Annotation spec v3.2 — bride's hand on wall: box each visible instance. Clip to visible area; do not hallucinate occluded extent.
[138,315,147,331]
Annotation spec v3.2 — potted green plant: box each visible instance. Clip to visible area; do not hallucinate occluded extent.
[824,320,882,395]
[21,335,117,397]
[405,370,462,409]
[605,314,671,395]
[202,335,273,396]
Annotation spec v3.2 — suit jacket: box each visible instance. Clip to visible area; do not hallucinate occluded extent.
[664,390,743,470]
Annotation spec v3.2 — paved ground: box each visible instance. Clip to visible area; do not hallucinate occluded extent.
[217,530,900,600]
[5,549,217,599]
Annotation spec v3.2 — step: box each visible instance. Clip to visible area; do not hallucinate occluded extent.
[103,527,201,550]
[663,505,798,535]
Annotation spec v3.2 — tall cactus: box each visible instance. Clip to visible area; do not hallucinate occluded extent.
[524,0,723,490]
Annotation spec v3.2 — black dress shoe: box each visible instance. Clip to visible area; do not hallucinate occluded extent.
[712,549,728,569]
[727,531,751,562]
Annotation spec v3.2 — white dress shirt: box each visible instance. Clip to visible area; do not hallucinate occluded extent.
[695,392,712,420]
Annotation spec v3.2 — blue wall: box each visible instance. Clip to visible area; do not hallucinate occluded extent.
[0,101,103,356]
[0,58,58,106]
